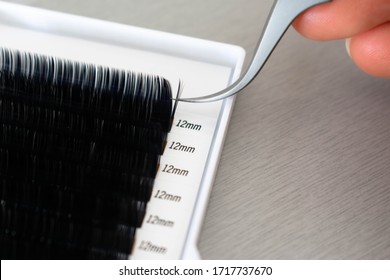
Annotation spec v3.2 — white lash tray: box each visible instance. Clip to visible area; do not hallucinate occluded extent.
[0,1,245,259]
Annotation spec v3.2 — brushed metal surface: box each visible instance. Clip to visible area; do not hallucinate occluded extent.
[5,0,390,259]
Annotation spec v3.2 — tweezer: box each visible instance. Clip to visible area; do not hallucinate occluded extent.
[178,0,331,103]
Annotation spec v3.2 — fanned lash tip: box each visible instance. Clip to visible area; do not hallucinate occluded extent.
[168,80,183,131]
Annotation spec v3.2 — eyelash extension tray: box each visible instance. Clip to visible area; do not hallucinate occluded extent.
[0,1,245,259]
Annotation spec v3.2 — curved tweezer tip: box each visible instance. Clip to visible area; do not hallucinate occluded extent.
[177,0,332,103]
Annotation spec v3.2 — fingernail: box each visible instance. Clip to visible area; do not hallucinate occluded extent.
[345,38,352,57]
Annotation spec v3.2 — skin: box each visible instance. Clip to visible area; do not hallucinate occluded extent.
[293,0,390,78]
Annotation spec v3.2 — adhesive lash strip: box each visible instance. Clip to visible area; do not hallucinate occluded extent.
[0,48,174,259]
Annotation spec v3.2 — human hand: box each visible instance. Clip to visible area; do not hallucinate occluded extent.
[293,0,390,78]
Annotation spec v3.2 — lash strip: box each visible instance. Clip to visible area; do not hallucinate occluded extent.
[0,179,151,218]
[1,172,155,202]
[1,195,147,230]
[1,207,137,250]
[0,48,172,130]
[0,153,157,198]
[1,227,135,260]
[0,104,167,154]
[0,87,168,134]
[0,147,160,181]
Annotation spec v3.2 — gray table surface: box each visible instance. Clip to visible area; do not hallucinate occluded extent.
[6,0,390,259]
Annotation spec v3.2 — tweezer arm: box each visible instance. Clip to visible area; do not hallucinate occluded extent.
[178,0,331,103]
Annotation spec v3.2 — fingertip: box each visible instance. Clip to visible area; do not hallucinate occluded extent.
[293,8,333,41]
[349,23,390,78]
[293,0,390,41]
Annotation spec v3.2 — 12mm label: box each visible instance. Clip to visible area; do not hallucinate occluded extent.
[176,119,202,131]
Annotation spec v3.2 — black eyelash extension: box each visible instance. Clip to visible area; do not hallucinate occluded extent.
[0,48,174,259]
